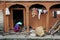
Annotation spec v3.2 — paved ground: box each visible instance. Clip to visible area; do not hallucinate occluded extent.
[0,32,60,40]
[0,34,60,39]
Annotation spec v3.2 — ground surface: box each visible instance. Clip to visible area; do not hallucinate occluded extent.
[0,32,60,40]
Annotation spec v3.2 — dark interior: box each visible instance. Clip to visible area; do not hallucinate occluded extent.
[29,4,46,9]
[13,9,23,26]
[50,4,60,9]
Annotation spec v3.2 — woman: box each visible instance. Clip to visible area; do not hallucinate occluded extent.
[14,21,22,32]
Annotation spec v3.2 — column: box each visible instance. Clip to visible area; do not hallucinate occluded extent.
[26,7,29,32]
[4,3,9,33]
[4,10,9,33]
[46,9,50,32]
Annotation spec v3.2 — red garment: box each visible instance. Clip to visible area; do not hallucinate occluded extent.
[14,27,20,32]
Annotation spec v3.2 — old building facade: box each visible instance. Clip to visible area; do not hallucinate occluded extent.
[0,0,60,33]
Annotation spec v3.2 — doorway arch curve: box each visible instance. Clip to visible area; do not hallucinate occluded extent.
[29,4,46,10]
[50,4,60,9]
[9,4,25,9]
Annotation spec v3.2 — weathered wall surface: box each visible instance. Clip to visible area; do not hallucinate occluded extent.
[0,1,60,32]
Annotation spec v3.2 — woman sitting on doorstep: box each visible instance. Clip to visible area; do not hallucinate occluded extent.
[14,21,22,32]
[49,24,60,35]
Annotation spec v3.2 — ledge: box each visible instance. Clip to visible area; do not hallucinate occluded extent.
[0,0,60,1]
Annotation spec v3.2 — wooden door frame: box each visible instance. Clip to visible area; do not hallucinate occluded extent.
[10,8,26,30]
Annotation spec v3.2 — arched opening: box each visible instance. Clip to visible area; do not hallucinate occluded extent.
[50,4,60,9]
[49,4,60,29]
[9,4,25,9]
[29,4,46,10]
[29,4,47,29]
[9,4,26,32]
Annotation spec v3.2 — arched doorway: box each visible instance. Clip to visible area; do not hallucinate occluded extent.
[9,4,25,31]
[29,4,47,29]
[49,4,60,28]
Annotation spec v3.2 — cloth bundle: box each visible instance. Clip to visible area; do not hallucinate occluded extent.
[38,9,43,19]
[5,8,10,15]
[32,8,47,19]
[35,26,45,37]
[32,8,38,17]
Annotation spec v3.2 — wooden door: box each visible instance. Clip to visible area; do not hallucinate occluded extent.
[9,8,25,30]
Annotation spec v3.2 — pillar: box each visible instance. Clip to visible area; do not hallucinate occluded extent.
[4,2,9,33]
[26,7,29,32]
[46,8,50,32]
